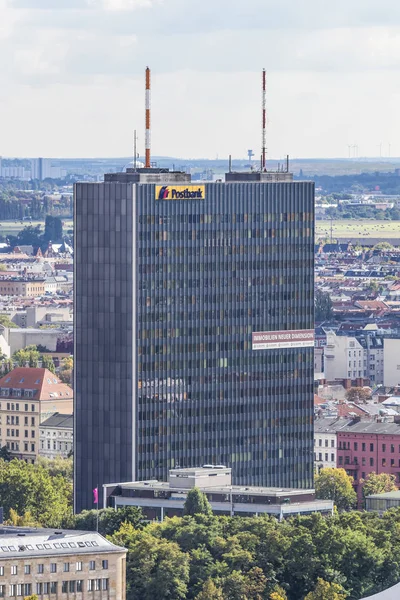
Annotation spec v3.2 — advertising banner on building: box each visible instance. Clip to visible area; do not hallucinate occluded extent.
[155,185,206,200]
[252,329,315,350]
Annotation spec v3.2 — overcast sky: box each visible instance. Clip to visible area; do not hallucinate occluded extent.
[1,0,400,159]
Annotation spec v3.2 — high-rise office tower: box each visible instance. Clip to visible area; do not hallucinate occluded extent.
[74,168,315,512]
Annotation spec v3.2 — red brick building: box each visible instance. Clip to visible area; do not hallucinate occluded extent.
[337,420,400,506]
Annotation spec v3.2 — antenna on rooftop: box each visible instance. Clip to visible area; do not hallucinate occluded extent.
[261,69,267,171]
[133,130,138,171]
[145,67,151,168]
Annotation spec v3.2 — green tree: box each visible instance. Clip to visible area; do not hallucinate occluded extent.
[315,468,357,511]
[59,356,73,384]
[195,579,224,600]
[0,314,17,328]
[13,346,39,367]
[315,289,333,321]
[0,459,72,527]
[184,488,213,517]
[373,242,393,251]
[41,354,55,373]
[0,445,12,462]
[361,472,398,498]
[269,587,288,600]
[109,523,190,600]
[44,215,63,243]
[5,508,38,527]
[304,578,348,600]
[74,506,144,536]
[36,456,73,481]
[344,387,371,403]
[23,595,39,600]
[2,359,13,375]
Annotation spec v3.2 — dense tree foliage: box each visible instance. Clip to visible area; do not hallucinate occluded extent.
[41,354,56,373]
[184,488,213,517]
[344,387,371,403]
[0,459,72,527]
[315,289,333,321]
[59,356,73,384]
[361,472,398,498]
[12,345,40,367]
[73,506,144,536]
[36,455,73,481]
[304,578,348,600]
[107,509,400,599]
[315,468,357,511]
[43,216,63,243]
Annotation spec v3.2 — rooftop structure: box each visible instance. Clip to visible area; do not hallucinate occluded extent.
[104,467,333,521]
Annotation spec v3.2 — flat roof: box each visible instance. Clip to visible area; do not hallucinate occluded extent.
[106,480,315,497]
[0,527,125,558]
[366,491,400,500]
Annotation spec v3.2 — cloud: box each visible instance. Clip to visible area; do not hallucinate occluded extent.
[3,0,400,158]
[100,0,154,9]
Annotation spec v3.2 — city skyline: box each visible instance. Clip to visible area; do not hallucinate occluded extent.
[1,0,400,158]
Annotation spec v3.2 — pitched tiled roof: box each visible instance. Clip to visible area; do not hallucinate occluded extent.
[40,413,73,429]
[0,367,73,400]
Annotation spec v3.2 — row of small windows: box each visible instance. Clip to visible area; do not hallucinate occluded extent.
[41,440,72,451]
[316,439,335,448]
[0,390,36,399]
[0,403,36,411]
[2,579,109,596]
[138,212,313,225]
[0,541,99,554]
[138,251,314,264]
[139,324,313,341]
[6,429,35,438]
[316,453,335,462]
[6,416,35,426]
[6,442,35,453]
[138,228,313,243]
[338,442,400,452]
[340,456,400,467]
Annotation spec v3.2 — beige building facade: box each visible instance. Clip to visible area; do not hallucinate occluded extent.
[0,368,73,463]
[0,278,45,298]
[0,527,126,599]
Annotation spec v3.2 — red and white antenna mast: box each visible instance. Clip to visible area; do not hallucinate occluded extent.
[145,67,151,168]
[261,68,267,171]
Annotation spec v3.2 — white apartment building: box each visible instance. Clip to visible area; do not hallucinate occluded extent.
[324,331,384,384]
[39,413,73,459]
[383,337,400,388]
[314,418,352,471]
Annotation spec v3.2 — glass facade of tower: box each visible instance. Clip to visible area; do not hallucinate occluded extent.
[75,179,315,512]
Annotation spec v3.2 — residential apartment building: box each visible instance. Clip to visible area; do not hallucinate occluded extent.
[74,168,315,511]
[314,418,352,471]
[39,413,73,459]
[324,331,384,384]
[337,420,400,504]
[383,337,400,388]
[0,526,126,599]
[0,368,73,462]
[104,466,333,521]
[0,277,45,298]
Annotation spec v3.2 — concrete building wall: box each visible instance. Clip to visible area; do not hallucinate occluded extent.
[384,338,400,388]
[324,333,363,380]
[8,330,60,355]
[0,548,125,599]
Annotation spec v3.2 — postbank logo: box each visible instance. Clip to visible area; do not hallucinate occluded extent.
[155,185,206,200]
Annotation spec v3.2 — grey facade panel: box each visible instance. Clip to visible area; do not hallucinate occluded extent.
[75,180,315,512]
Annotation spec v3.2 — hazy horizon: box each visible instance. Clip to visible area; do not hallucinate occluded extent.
[2,0,400,159]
